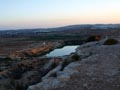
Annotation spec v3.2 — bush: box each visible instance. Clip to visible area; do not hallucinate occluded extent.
[103,38,118,45]
[71,53,79,61]
[86,35,101,42]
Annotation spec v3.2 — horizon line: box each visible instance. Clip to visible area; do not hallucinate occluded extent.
[0,23,120,31]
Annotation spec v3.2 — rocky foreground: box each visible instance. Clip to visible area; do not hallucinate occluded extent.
[28,38,120,90]
[0,37,120,90]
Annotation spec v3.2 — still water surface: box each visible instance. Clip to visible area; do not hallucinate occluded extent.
[46,45,79,57]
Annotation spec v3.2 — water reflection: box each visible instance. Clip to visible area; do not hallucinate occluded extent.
[46,45,79,57]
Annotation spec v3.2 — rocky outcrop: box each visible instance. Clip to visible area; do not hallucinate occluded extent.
[58,38,120,90]
[27,62,81,90]
[28,38,120,90]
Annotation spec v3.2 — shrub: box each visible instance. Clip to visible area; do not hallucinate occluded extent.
[71,53,79,61]
[86,35,101,42]
[103,38,118,45]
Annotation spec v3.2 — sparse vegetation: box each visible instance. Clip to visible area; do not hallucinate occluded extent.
[3,79,27,90]
[51,61,58,69]
[71,53,79,61]
[4,57,13,61]
[103,38,119,45]
[49,72,57,77]
[0,26,120,90]
[60,60,69,71]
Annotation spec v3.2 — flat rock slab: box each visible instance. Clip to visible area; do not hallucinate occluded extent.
[59,39,120,90]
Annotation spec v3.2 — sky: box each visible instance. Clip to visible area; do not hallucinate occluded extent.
[0,0,120,30]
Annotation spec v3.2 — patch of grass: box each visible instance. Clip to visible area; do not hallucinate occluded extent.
[103,38,119,45]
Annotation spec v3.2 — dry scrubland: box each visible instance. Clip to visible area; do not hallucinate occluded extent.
[0,28,120,90]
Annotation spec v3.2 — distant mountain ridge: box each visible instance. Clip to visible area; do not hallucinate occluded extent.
[0,24,120,37]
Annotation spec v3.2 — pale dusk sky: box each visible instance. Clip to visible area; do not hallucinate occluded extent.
[0,0,120,30]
